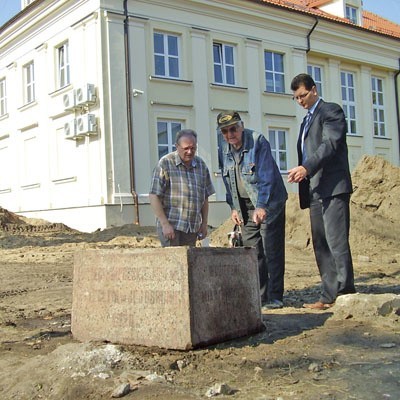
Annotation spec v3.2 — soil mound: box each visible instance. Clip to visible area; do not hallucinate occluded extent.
[0,207,25,226]
[351,154,400,223]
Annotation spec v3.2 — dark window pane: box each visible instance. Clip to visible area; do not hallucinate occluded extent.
[226,66,235,85]
[158,146,168,159]
[224,46,234,64]
[264,52,272,70]
[169,58,179,77]
[274,54,283,72]
[155,55,165,76]
[168,36,178,56]
[278,130,286,149]
[214,65,223,83]
[213,44,222,63]
[275,75,285,93]
[269,132,276,148]
[154,33,164,53]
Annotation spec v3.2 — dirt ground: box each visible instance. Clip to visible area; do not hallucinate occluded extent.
[0,155,399,400]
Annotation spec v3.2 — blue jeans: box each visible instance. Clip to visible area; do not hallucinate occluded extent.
[240,198,286,303]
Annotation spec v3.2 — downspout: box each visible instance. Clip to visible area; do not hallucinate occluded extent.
[306,17,319,53]
[123,0,140,224]
[395,58,400,159]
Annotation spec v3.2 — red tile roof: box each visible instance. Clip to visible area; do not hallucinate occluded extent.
[363,10,400,38]
[254,0,400,39]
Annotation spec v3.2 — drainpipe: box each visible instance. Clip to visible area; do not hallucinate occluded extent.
[395,58,400,160]
[123,0,140,224]
[306,17,319,53]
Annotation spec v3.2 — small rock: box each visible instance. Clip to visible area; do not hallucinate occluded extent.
[308,362,322,373]
[357,255,370,262]
[145,373,165,383]
[111,383,131,398]
[205,382,235,397]
[97,373,110,379]
[176,359,187,371]
[380,343,396,348]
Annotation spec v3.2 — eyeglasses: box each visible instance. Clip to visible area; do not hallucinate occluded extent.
[292,86,315,101]
[221,125,239,134]
[292,91,310,101]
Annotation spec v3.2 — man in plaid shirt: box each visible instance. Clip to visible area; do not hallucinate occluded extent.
[150,129,215,247]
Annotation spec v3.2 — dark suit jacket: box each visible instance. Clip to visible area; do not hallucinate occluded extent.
[297,99,352,209]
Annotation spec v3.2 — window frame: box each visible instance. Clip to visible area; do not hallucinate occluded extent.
[213,42,236,86]
[23,61,35,105]
[307,64,323,97]
[268,128,288,173]
[345,5,358,24]
[153,31,181,79]
[264,51,285,93]
[57,42,70,89]
[340,71,357,135]
[0,78,6,116]
[371,76,386,138]
[156,119,183,159]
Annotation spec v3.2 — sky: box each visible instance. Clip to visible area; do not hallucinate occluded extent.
[0,0,400,27]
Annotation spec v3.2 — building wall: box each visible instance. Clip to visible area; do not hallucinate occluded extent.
[0,0,399,232]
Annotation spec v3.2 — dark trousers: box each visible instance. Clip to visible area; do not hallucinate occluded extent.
[240,198,286,303]
[310,194,355,303]
[157,225,197,247]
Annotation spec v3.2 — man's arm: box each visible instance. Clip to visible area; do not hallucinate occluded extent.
[149,193,175,239]
[198,198,209,239]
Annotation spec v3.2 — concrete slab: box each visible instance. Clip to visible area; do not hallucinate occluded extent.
[71,247,263,349]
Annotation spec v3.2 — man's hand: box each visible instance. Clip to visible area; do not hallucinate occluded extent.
[253,208,266,225]
[197,222,208,240]
[161,221,175,240]
[288,166,308,183]
[231,210,243,226]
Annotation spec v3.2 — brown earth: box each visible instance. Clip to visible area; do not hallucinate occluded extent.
[0,155,399,399]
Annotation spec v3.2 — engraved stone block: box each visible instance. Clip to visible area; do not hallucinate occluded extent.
[72,247,263,349]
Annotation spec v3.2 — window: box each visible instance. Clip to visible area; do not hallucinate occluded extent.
[307,64,323,97]
[154,32,180,78]
[0,78,6,116]
[264,51,285,93]
[57,42,70,88]
[23,61,35,104]
[0,138,11,190]
[22,132,40,186]
[268,129,288,172]
[341,71,357,135]
[345,5,358,24]
[157,120,182,159]
[213,43,235,85]
[371,77,386,137]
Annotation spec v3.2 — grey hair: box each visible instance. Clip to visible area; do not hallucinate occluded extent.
[175,129,198,145]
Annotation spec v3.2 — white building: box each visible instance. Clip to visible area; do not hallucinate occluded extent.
[0,0,399,232]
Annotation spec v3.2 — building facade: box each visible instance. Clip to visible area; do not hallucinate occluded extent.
[0,0,399,231]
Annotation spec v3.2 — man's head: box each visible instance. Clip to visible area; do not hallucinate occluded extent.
[217,111,244,149]
[290,73,319,110]
[175,129,197,166]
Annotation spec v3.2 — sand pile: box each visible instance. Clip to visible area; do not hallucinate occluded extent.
[351,154,400,223]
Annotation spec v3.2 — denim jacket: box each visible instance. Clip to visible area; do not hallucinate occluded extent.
[218,129,287,221]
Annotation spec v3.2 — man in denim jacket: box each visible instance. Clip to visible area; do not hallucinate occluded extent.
[217,111,288,310]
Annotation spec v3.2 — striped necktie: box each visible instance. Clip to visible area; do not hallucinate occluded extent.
[301,112,312,161]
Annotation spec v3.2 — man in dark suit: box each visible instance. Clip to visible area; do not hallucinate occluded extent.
[288,73,356,310]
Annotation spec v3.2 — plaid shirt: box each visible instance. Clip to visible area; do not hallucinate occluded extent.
[150,152,215,233]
